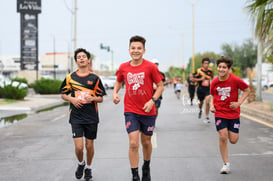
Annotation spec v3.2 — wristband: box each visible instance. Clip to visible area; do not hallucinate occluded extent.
[151,97,157,102]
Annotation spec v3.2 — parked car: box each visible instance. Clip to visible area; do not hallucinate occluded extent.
[100,76,116,89]
[242,77,268,90]
[0,75,28,89]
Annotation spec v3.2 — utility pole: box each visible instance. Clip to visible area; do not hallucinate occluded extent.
[256,41,263,101]
[72,0,78,71]
[186,0,201,73]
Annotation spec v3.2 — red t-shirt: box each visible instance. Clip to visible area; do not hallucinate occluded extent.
[116,59,163,116]
[210,74,249,119]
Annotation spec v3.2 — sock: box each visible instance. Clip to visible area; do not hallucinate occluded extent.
[86,165,91,169]
[143,160,150,169]
[224,162,230,166]
[131,167,139,176]
[78,160,85,165]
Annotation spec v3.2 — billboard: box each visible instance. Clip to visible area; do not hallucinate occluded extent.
[20,14,38,70]
[17,0,41,70]
[17,0,41,14]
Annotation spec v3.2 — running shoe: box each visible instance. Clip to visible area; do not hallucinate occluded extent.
[75,161,85,179]
[198,111,202,119]
[142,166,151,181]
[203,117,210,124]
[132,174,140,181]
[84,168,92,180]
[220,163,231,174]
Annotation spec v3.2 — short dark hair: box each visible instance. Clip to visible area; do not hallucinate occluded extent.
[216,56,233,68]
[129,35,146,48]
[74,48,91,61]
[202,57,210,64]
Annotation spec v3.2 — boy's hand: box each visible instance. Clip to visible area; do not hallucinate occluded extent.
[113,93,120,104]
[143,99,154,113]
[210,105,216,113]
[71,97,83,108]
[84,94,94,103]
[229,102,240,110]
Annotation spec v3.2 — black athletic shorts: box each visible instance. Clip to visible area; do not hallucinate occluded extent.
[71,123,98,140]
[215,117,240,133]
[197,86,210,101]
[124,112,156,136]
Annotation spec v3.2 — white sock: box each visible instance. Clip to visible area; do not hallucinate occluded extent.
[79,160,85,165]
[86,165,91,169]
[224,162,230,166]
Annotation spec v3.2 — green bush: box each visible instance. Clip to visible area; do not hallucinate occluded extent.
[0,85,27,100]
[11,77,28,84]
[31,78,62,94]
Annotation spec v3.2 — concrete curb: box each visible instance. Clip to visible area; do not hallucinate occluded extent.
[241,105,273,123]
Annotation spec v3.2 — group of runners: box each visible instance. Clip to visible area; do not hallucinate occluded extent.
[60,35,250,180]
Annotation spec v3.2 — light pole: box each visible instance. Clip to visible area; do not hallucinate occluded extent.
[53,36,56,79]
[186,0,201,73]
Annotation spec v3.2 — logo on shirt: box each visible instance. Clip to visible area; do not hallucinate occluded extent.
[216,86,231,101]
[87,80,93,85]
[127,72,145,90]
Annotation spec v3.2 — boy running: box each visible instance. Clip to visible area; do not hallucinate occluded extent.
[210,56,249,174]
[60,48,106,180]
[112,35,164,181]
[193,57,213,123]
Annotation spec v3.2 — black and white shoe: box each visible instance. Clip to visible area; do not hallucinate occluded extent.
[75,161,85,179]
[84,168,92,180]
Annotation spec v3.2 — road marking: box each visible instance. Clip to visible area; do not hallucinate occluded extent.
[241,113,273,129]
[151,132,157,148]
[230,151,273,157]
[51,114,66,122]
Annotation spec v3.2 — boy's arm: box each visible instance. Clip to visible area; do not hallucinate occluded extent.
[210,95,216,113]
[61,93,83,109]
[143,81,164,113]
[112,80,123,104]
[229,87,250,110]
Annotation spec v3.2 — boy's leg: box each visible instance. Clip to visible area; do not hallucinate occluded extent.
[74,137,84,162]
[204,95,210,118]
[128,130,140,168]
[85,138,94,166]
[228,131,239,144]
[141,134,152,161]
[218,128,229,163]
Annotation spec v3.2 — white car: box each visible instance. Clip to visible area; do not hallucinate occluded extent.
[243,78,268,90]
[0,75,28,89]
[100,76,116,89]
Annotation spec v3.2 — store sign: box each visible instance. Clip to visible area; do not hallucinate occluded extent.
[20,14,38,70]
[17,0,41,14]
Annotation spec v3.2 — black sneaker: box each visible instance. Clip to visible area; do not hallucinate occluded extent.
[84,168,92,180]
[142,166,151,181]
[198,111,202,119]
[132,174,140,181]
[75,161,85,179]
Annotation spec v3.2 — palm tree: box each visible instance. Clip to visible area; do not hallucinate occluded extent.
[246,0,273,60]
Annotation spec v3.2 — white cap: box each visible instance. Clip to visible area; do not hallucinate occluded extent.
[151,58,159,64]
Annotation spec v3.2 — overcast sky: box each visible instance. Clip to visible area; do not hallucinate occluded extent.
[0,0,253,71]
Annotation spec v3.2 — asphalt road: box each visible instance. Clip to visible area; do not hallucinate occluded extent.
[0,87,273,181]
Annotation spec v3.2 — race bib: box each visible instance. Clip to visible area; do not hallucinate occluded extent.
[75,90,91,104]
[202,79,209,87]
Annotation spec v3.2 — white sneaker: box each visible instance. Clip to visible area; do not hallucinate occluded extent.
[220,163,231,174]
[203,118,210,124]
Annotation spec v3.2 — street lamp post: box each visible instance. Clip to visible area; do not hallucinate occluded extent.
[187,0,201,73]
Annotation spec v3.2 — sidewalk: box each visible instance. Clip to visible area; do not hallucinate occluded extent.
[0,94,64,118]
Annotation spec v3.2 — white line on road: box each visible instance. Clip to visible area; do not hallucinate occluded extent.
[51,114,66,122]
